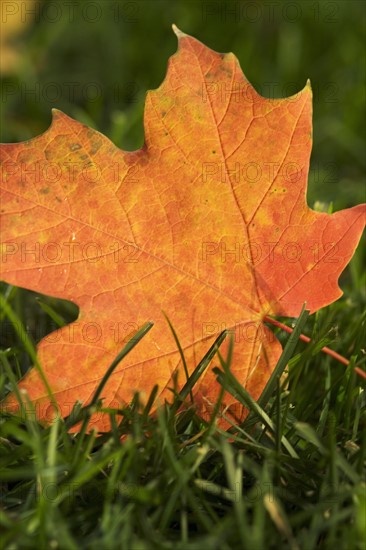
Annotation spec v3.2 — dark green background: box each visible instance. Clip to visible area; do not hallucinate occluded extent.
[1,0,365,208]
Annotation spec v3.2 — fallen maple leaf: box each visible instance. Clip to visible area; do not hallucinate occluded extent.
[0,27,365,431]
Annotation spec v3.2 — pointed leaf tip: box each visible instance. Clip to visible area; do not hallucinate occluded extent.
[51,108,66,120]
[172,24,188,40]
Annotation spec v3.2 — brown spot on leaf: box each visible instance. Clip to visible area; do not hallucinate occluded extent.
[70,143,82,152]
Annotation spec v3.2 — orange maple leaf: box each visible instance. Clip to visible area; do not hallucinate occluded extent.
[1,27,365,430]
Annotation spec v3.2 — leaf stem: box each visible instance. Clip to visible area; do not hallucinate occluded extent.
[264,315,366,380]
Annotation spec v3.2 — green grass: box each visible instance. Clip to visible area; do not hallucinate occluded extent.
[0,246,365,550]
